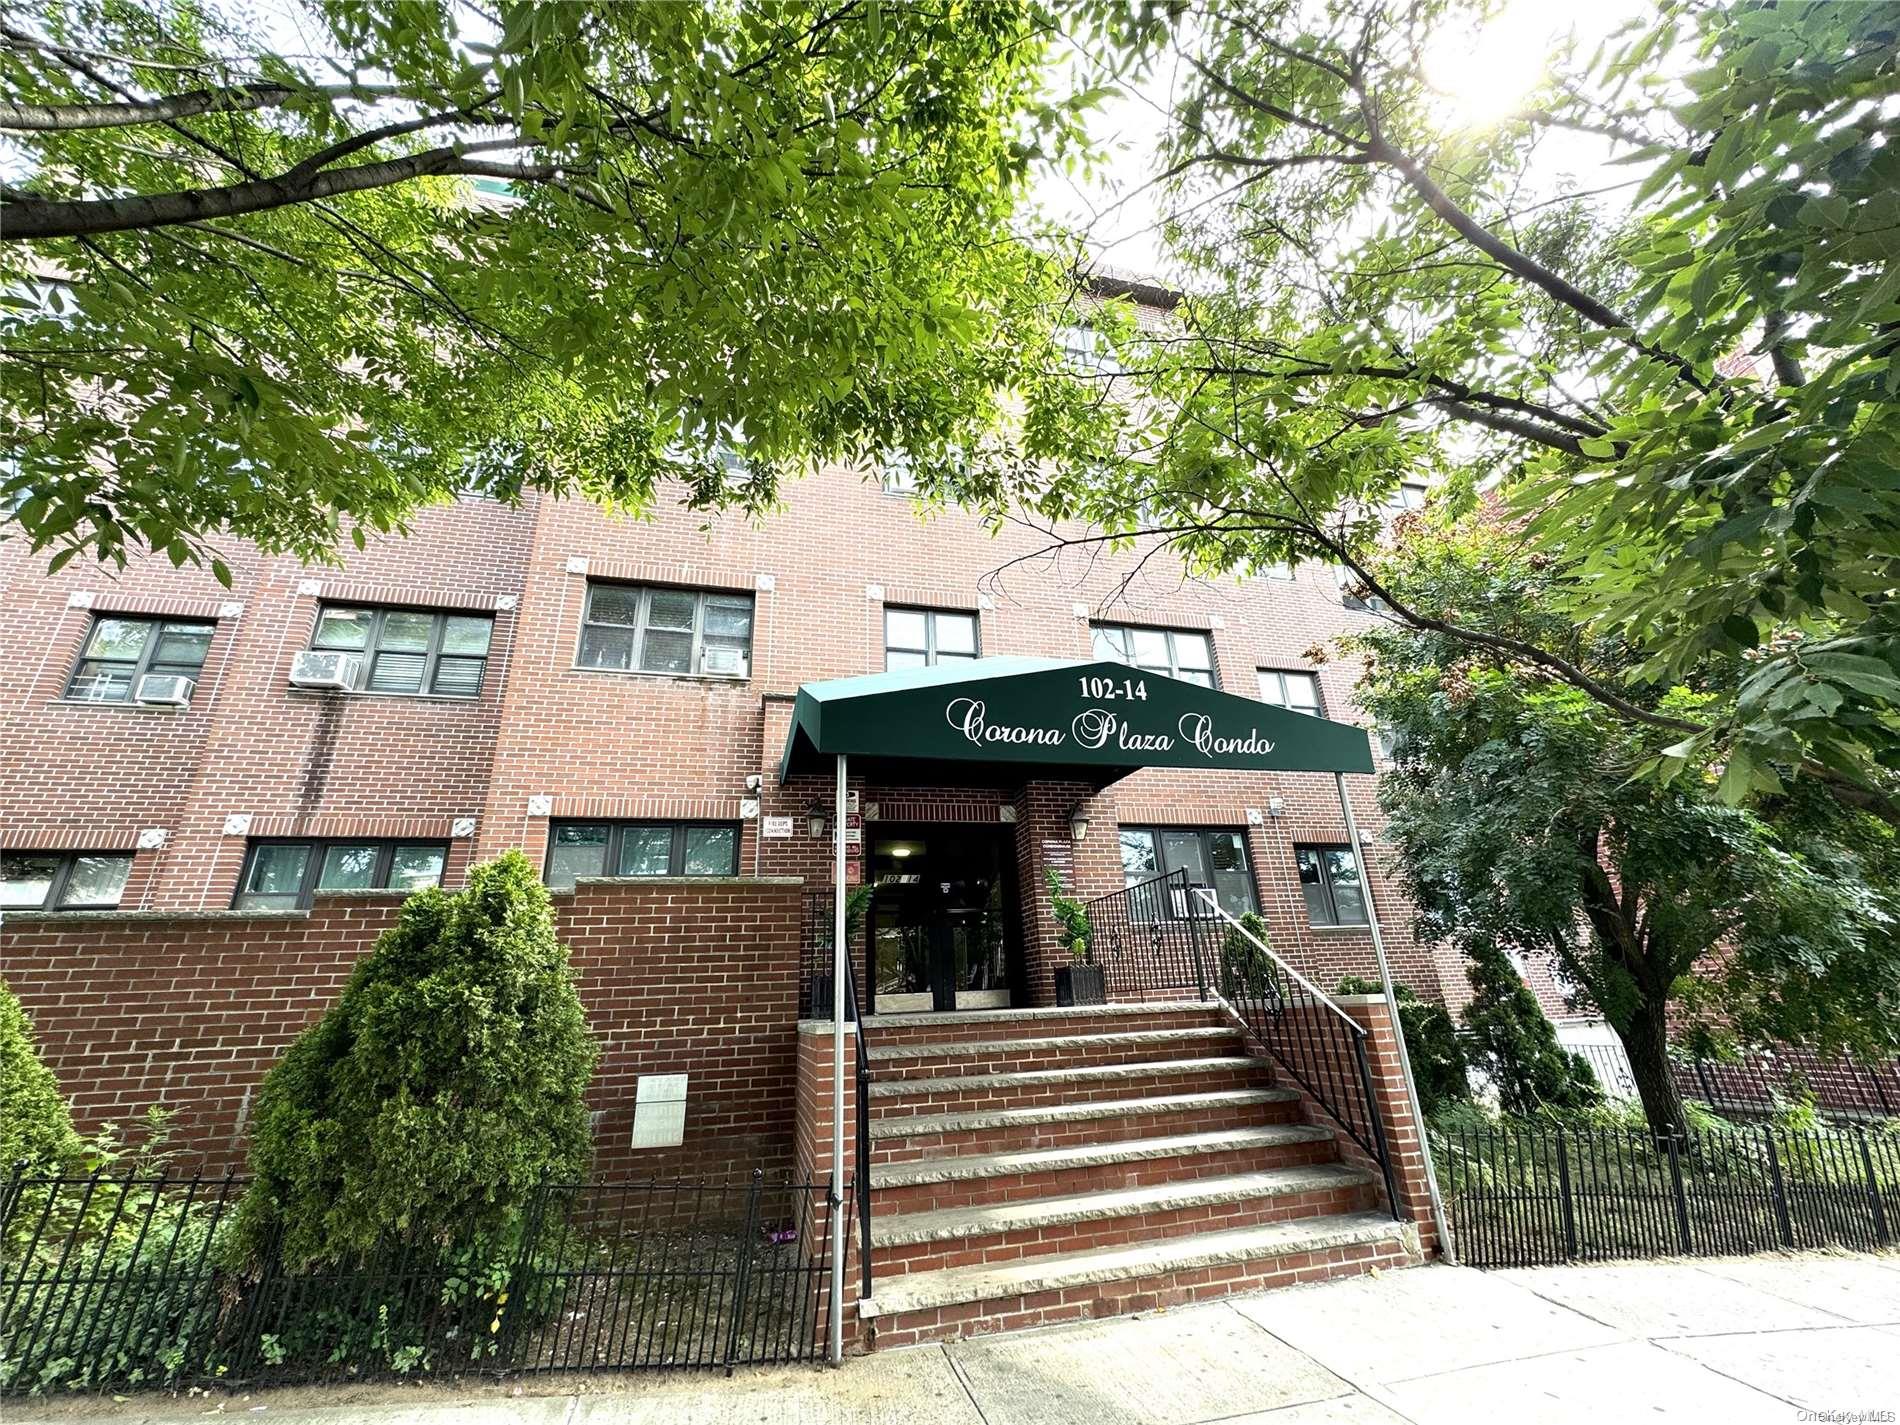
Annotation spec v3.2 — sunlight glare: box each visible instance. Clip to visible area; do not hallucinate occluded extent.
[1422,3,1559,130]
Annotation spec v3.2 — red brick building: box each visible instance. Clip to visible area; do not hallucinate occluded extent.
[2,290,1462,1339]
[0,444,1458,1007]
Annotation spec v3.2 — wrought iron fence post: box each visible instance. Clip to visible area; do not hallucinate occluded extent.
[724,1170,764,1376]
[1854,1125,1890,1246]
[1664,1127,1694,1255]
[1554,1131,1579,1261]
[0,1158,24,1237]
[1762,1128,1795,1248]
[1693,1058,1716,1107]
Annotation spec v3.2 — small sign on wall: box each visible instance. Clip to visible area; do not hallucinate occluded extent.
[632,1074,688,1149]
[762,815,795,839]
[845,855,863,886]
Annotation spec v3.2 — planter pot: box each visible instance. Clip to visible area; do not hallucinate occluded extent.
[1054,962,1106,1007]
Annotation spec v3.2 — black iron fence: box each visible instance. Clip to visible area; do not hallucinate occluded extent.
[1084,871,1399,1217]
[1677,1047,1900,1122]
[1435,1119,1900,1268]
[1,1167,844,1395]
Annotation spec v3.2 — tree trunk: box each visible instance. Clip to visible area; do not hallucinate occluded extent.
[1616,998,1688,1138]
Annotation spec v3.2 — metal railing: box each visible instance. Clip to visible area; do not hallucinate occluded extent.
[1678,1046,1900,1122]
[1082,871,1400,1219]
[1,1166,843,1395]
[1434,1119,1900,1268]
[843,952,873,1301]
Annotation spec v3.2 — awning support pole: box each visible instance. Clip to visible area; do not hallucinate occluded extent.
[828,753,847,1363]
[1334,771,1457,1265]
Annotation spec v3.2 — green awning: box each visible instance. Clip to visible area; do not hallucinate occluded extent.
[778,657,1374,788]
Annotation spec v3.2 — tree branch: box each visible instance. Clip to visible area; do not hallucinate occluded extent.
[0,78,405,131]
[0,148,571,241]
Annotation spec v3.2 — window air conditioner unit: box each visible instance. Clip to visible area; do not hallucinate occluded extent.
[288,650,362,689]
[135,674,195,707]
[701,646,747,677]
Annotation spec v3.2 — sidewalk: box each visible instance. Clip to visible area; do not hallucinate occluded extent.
[16,1252,1900,1425]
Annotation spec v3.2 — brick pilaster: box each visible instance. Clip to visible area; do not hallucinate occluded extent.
[1337,993,1441,1258]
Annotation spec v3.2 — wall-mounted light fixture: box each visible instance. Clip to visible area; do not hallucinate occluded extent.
[1069,808,1090,841]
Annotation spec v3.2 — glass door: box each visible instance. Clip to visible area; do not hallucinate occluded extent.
[865,827,1014,1012]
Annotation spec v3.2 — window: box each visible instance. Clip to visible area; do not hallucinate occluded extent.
[1258,669,1323,716]
[885,607,979,669]
[1334,566,1391,615]
[1296,844,1369,927]
[310,606,491,698]
[577,583,754,679]
[1,851,132,909]
[65,616,214,703]
[1055,324,1121,375]
[1257,562,1295,581]
[1119,827,1258,919]
[233,840,448,910]
[545,821,740,890]
[1092,623,1216,687]
[1384,481,1429,513]
[881,451,917,493]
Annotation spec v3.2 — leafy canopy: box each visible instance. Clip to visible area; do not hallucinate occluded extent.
[232,851,597,1269]
[1354,512,1899,1132]
[0,0,1107,576]
[962,0,1900,815]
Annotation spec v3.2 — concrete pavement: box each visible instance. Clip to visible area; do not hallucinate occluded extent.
[14,1252,1900,1425]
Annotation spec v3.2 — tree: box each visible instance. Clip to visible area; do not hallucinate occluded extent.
[1,0,1108,575]
[231,851,596,1269]
[1353,514,1898,1135]
[964,0,1900,817]
[1459,942,1601,1118]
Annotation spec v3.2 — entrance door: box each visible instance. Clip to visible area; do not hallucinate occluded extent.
[865,826,1016,1013]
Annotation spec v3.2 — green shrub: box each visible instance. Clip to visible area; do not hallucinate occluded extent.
[1336,975,1472,1119]
[1459,942,1602,1116]
[0,978,80,1174]
[231,851,598,1271]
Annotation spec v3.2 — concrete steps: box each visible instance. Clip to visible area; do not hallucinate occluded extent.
[871,1163,1383,1273]
[868,1026,1243,1075]
[868,1087,1301,1163]
[854,1003,1419,1346]
[859,1212,1419,1349]
[866,1055,1271,1116]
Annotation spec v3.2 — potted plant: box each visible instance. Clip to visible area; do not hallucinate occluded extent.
[807,885,874,1018]
[1046,868,1105,1006]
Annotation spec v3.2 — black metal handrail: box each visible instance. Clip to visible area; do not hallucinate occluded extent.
[843,951,873,1300]
[1084,870,1400,1219]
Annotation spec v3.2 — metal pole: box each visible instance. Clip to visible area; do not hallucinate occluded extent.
[828,753,847,1365]
[1335,771,1457,1265]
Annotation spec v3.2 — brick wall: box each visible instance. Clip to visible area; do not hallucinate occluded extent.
[2,877,805,1176]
